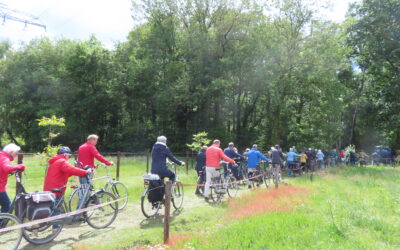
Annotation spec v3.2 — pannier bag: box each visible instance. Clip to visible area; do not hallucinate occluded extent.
[25,191,56,220]
[148,180,164,203]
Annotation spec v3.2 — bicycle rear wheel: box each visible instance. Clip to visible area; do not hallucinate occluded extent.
[172,182,184,210]
[210,179,224,204]
[141,188,161,218]
[0,213,23,250]
[227,176,238,198]
[22,205,65,245]
[85,191,118,229]
[108,182,129,210]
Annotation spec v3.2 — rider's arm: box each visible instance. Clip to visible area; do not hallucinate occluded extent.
[258,152,269,162]
[90,146,112,166]
[165,147,183,165]
[220,150,235,164]
[61,161,88,177]
[0,158,25,173]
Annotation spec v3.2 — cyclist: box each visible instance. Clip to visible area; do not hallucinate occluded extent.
[151,136,184,182]
[0,143,26,213]
[247,145,269,188]
[195,146,207,195]
[329,149,338,166]
[44,146,92,230]
[299,151,308,172]
[77,134,113,184]
[316,150,325,169]
[271,146,283,169]
[286,148,300,176]
[204,139,235,202]
[224,142,244,178]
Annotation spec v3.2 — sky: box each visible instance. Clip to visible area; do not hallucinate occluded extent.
[0,0,358,49]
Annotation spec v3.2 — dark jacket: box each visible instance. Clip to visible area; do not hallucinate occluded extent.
[196,149,206,171]
[151,142,182,174]
[223,147,243,160]
[271,149,283,164]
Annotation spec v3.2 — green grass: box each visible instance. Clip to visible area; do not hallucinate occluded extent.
[8,158,400,249]
[176,166,400,249]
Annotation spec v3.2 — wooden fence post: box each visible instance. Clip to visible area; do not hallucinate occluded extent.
[17,153,23,192]
[185,151,189,174]
[116,151,121,181]
[164,181,172,244]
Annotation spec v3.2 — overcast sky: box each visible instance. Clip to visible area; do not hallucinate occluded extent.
[0,0,358,49]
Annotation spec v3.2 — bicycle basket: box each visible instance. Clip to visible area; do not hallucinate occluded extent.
[25,191,55,220]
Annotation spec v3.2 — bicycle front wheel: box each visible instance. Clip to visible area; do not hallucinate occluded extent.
[172,182,184,210]
[108,182,129,210]
[210,179,224,204]
[227,176,238,198]
[85,191,118,229]
[0,213,23,250]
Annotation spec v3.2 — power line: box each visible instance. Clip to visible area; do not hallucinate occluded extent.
[0,2,46,31]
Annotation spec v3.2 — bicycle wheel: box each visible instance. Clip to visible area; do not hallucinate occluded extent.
[210,179,224,204]
[273,168,279,189]
[141,188,161,218]
[263,170,271,188]
[172,182,184,210]
[22,205,65,245]
[196,175,205,195]
[68,188,80,212]
[85,191,118,229]
[227,176,238,198]
[108,182,129,210]
[0,213,23,250]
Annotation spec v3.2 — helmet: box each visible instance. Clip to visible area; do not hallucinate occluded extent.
[57,146,72,155]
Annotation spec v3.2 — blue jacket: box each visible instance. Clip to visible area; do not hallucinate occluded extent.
[151,142,181,173]
[196,150,206,171]
[224,147,243,160]
[287,151,300,162]
[316,152,325,161]
[247,148,268,168]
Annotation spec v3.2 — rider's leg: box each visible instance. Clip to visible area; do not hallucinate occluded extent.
[204,167,217,199]
[0,192,11,213]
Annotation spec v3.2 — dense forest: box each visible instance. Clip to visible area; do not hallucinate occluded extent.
[0,0,399,152]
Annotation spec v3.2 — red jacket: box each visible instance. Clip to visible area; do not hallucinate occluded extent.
[0,151,25,192]
[206,144,235,168]
[77,142,111,168]
[44,155,87,196]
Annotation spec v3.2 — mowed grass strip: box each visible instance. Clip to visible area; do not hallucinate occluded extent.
[175,166,400,250]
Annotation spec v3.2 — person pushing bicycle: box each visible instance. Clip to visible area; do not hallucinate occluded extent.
[44,146,92,230]
[247,144,269,188]
[204,139,235,202]
[0,143,26,213]
[151,136,184,182]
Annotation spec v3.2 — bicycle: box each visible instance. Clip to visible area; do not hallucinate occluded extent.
[0,213,23,250]
[270,163,282,189]
[208,162,239,204]
[248,161,270,188]
[140,163,184,218]
[69,163,128,211]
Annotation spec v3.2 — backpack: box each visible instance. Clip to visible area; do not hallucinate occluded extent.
[25,191,55,220]
[147,180,165,203]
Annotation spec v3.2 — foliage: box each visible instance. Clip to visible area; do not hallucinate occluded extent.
[186,132,211,152]
[0,0,398,153]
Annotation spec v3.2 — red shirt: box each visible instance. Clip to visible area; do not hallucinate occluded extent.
[77,142,111,168]
[44,155,87,196]
[206,144,235,168]
[0,152,25,192]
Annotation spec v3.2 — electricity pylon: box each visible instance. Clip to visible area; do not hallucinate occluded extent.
[0,3,46,30]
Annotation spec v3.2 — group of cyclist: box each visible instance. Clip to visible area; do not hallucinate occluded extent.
[0,134,114,220]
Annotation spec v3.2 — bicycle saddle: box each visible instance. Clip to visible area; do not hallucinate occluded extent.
[50,186,66,193]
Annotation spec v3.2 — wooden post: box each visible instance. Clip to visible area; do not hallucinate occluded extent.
[146,151,150,173]
[164,181,172,244]
[185,151,189,174]
[17,153,23,192]
[116,151,121,181]
[190,151,194,170]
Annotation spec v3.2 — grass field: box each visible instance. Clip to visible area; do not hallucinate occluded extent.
[5,157,400,249]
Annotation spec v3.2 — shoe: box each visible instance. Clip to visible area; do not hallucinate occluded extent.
[248,185,252,189]
[204,197,209,202]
